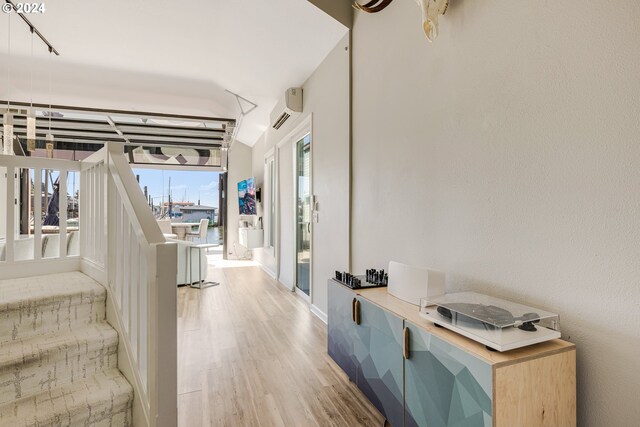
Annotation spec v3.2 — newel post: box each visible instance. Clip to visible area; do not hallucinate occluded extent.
[151,241,178,427]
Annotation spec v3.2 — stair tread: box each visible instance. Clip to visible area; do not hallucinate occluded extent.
[0,323,117,368]
[0,273,132,425]
[0,369,133,426]
[0,272,105,311]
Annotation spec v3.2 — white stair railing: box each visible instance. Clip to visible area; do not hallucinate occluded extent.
[80,143,177,427]
[0,144,177,427]
[0,155,81,273]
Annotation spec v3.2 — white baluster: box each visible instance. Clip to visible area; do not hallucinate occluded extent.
[6,166,15,262]
[59,170,67,258]
[34,168,42,260]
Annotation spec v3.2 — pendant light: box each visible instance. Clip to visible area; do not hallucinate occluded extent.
[2,114,13,155]
[221,134,230,171]
[3,5,59,156]
[45,47,54,159]
[26,28,36,152]
[26,111,36,152]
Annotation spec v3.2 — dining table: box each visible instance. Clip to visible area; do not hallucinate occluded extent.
[170,222,200,240]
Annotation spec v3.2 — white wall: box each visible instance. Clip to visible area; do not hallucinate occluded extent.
[226,141,253,259]
[252,33,351,315]
[304,38,351,315]
[251,134,278,276]
[351,1,640,426]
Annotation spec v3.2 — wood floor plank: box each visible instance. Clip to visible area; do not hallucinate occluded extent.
[178,265,385,427]
[178,391,203,426]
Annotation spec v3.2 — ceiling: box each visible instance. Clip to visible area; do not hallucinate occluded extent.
[0,0,348,146]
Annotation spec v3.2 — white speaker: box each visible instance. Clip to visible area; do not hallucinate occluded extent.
[388,261,445,306]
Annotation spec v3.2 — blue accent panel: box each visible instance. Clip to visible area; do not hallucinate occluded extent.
[354,297,404,427]
[405,322,492,427]
[327,279,357,381]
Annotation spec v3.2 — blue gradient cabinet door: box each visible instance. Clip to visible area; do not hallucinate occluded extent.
[327,279,358,381]
[404,322,493,427]
[354,297,404,427]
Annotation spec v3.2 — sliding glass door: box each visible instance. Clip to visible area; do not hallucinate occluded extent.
[295,133,311,297]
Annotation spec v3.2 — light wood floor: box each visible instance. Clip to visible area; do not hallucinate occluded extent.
[177,265,385,427]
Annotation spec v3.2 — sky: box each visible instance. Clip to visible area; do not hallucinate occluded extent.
[133,169,220,208]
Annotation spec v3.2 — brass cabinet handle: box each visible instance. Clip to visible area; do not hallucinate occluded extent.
[352,298,357,323]
[403,327,410,359]
[355,300,361,325]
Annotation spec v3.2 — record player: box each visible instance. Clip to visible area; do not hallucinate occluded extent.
[419,292,561,352]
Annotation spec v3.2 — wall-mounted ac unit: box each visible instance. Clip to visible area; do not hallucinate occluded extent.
[270,88,303,130]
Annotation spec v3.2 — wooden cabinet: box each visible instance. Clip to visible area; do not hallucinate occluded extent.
[404,322,493,427]
[328,282,576,427]
[238,227,263,248]
[493,350,576,426]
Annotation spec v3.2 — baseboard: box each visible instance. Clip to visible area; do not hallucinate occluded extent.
[0,257,80,279]
[259,263,276,279]
[310,304,327,324]
[277,280,295,292]
[80,258,108,286]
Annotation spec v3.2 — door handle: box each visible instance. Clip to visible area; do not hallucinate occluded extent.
[354,300,361,325]
[403,327,410,359]
[352,298,357,323]
[307,222,311,233]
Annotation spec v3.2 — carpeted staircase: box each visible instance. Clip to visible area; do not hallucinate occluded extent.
[0,272,133,426]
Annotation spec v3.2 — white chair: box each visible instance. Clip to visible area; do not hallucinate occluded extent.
[157,218,177,240]
[14,237,35,261]
[187,218,209,243]
[67,231,80,256]
[42,234,60,258]
[42,233,78,258]
[0,237,37,261]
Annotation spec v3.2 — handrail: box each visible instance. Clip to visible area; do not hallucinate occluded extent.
[106,144,164,245]
[0,154,81,171]
[80,148,107,169]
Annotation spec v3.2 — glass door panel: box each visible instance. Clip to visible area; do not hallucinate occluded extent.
[295,134,311,296]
